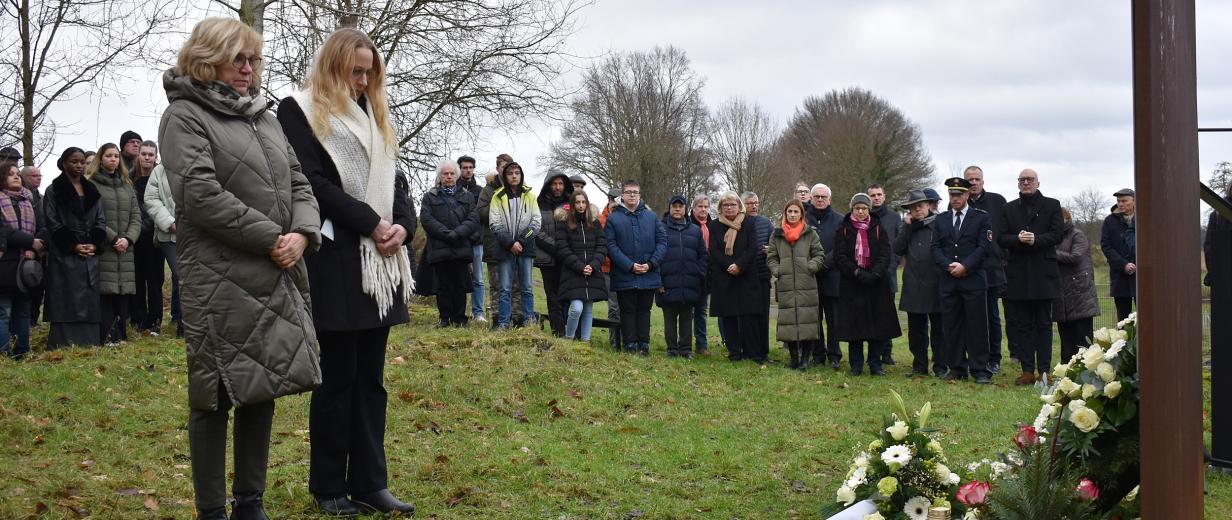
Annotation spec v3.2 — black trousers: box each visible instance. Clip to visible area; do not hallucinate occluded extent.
[721,314,764,361]
[661,303,694,355]
[131,237,165,331]
[28,282,43,326]
[433,261,471,325]
[1057,317,1094,364]
[616,289,654,346]
[941,286,990,378]
[100,294,129,343]
[189,384,274,511]
[310,327,391,497]
[847,341,881,373]
[541,266,565,336]
[907,312,945,374]
[1114,297,1136,321]
[1005,299,1054,375]
[987,285,1003,364]
[812,295,841,363]
[754,279,771,358]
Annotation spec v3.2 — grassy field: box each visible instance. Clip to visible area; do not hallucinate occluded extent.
[1,272,1228,518]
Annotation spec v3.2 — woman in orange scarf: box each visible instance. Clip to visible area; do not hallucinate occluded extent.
[767,199,826,370]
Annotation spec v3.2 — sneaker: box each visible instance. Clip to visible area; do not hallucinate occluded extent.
[474,315,488,323]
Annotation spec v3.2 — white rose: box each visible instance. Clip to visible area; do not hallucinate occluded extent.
[1111,329,1129,343]
[1050,403,1062,417]
[1069,405,1100,432]
[837,485,856,506]
[1052,362,1071,379]
[1057,377,1081,397]
[1105,381,1123,398]
[1068,399,1087,412]
[1105,339,1126,360]
[1083,345,1106,370]
[1096,362,1116,383]
[886,420,910,441]
[1093,328,1111,346]
[1082,384,1099,399]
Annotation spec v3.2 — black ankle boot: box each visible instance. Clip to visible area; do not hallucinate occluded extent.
[796,346,809,371]
[230,492,269,520]
[787,346,800,369]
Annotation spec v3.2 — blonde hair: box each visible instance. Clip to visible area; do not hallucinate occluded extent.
[304,28,397,149]
[717,191,744,213]
[175,18,264,93]
[85,143,131,186]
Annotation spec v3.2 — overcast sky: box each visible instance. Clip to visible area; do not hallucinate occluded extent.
[41,0,1232,208]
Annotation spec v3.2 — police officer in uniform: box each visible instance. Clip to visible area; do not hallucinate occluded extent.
[931,177,993,384]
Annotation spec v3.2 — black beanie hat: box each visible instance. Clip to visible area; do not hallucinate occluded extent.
[120,130,143,146]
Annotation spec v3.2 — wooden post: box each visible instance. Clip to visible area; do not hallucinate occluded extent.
[1132,0,1203,517]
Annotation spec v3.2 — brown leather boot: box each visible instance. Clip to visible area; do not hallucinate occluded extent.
[1014,372,1036,385]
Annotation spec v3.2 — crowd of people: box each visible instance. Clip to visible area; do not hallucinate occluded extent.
[0,15,1152,519]
[416,163,1141,388]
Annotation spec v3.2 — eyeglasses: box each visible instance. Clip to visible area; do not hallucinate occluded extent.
[796,189,810,194]
[1018,178,1037,184]
[812,195,830,199]
[622,190,640,195]
[232,54,262,69]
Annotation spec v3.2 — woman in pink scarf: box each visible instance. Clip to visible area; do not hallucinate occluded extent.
[0,160,44,359]
[833,193,901,375]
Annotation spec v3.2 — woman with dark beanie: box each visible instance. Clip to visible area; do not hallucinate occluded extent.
[834,193,901,375]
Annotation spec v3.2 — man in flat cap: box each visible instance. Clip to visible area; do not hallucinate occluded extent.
[569,175,587,192]
[997,168,1064,385]
[1101,187,1136,320]
[932,178,993,384]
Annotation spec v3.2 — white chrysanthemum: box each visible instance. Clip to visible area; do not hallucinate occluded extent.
[854,452,870,469]
[935,463,952,481]
[837,485,856,505]
[886,420,910,441]
[1105,381,1123,398]
[904,496,932,520]
[948,472,960,485]
[927,440,943,456]
[1105,339,1126,360]
[990,461,1010,478]
[881,444,913,467]
[1082,345,1106,370]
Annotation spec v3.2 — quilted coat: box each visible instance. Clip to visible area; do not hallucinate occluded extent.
[89,170,142,295]
[158,70,322,411]
[767,225,825,342]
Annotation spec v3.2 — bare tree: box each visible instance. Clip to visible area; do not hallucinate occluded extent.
[1210,161,1232,198]
[0,0,182,165]
[1063,185,1109,241]
[779,87,935,209]
[709,96,787,203]
[216,0,589,196]
[547,46,715,207]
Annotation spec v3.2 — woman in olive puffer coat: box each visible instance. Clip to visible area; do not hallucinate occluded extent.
[767,199,825,370]
[85,142,142,344]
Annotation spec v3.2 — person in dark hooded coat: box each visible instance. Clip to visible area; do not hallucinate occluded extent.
[42,148,109,349]
[655,195,706,358]
[834,193,901,375]
[554,190,607,342]
[475,154,521,324]
[536,170,574,336]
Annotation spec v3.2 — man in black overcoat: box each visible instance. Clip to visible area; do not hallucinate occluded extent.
[805,183,845,368]
[996,168,1064,385]
[932,178,992,384]
[965,165,1009,373]
[1101,188,1137,321]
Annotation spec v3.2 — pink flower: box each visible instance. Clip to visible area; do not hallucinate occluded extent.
[1076,478,1100,501]
[1014,425,1040,448]
[956,481,991,506]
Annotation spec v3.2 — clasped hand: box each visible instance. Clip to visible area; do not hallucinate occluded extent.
[269,233,309,270]
[370,219,408,257]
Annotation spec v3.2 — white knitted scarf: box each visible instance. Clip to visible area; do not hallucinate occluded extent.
[292,91,412,319]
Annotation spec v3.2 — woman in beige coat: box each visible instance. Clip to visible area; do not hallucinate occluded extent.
[158,18,322,520]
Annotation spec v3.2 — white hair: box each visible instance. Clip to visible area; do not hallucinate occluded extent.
[811,183,831,195]
[435,160,460,184]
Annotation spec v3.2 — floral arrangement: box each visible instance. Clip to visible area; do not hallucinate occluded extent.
[834,390,967,520]
[957,313,1142,519]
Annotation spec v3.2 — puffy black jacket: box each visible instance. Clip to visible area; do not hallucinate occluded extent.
[535,172,574,267]
[420,186,479,264]
[554,207,608,302]
[656,214,706,307]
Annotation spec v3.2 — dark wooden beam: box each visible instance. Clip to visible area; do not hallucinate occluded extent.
[1132,0,1204,517]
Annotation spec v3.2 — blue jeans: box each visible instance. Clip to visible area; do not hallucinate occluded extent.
[471,244,485,318]
[497,255,535,327]
[0,292,32,358]
[566,299,594,341]
[693,290,709,350]
[158,241,183,336]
